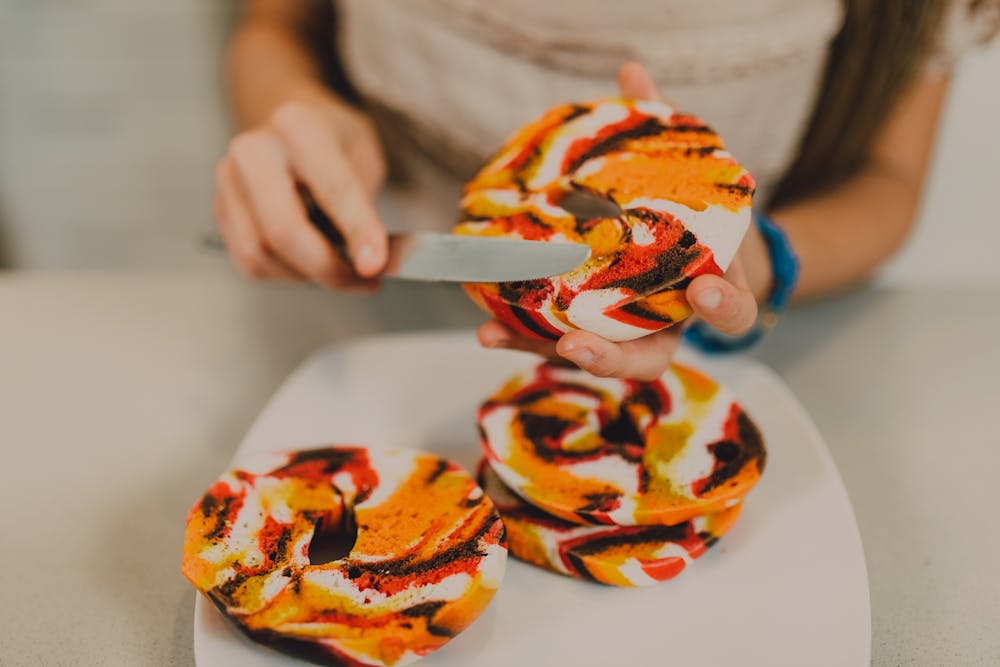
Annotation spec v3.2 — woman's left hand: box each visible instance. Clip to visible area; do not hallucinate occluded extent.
[476,62,763,381]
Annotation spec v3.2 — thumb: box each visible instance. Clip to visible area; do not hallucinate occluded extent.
[618,62,662,101]
[686,269,759,336]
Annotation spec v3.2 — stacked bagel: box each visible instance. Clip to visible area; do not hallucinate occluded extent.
[477,362,766,587]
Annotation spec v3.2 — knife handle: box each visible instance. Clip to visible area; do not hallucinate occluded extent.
[299,185,350,261]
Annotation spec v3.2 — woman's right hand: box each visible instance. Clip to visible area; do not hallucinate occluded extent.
[213,90,388,290]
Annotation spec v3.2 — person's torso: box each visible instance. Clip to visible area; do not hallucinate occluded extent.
[338,0,843,208]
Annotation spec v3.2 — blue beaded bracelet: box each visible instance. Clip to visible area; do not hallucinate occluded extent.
[683,211,800,354]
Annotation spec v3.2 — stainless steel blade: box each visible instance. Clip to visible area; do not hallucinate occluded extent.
[383,233,591,282]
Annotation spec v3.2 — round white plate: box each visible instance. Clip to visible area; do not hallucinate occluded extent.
[193,331,870,666]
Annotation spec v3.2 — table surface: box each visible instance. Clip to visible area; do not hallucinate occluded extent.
[1,270,998,666]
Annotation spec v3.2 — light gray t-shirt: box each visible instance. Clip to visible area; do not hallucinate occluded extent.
[336,0,999,222]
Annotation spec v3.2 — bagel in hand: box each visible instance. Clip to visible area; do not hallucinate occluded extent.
[457,98,755,342]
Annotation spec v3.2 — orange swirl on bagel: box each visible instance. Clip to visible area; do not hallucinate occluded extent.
[478,363,766,527]
[479,462,742,587]
[456,98,755,342]
[182,447,507,667]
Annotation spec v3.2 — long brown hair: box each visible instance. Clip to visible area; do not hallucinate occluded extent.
[769,1,948,208]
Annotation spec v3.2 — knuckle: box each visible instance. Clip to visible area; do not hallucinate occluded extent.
[587,355,619,378]
[700,288,739,326]
[271,100,316,134]
[716,304,741,326]
[730,316,756,335]
[263,221,297,249]
[228,130,262,162]
[722,296,756,332]
[346,140,386,180]
[722,291,746,318]
[321,176,349,200]
[318,175,357,213]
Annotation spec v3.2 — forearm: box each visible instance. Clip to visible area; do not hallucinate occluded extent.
[761,75,950,302]
[226,0,343,129]
[770,163,921,300]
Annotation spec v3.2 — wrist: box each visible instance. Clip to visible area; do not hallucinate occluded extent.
[683,211,800,354]
[228,23,335,129]
[740,222,774,305]
[749,211,800,334]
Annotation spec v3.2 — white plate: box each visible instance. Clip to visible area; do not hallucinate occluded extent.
[193,331,870,667]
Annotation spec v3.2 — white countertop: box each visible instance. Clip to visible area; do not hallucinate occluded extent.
[1,271,998,665]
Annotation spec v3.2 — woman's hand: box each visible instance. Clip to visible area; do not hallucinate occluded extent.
[213,87,388,290]
[476,62,766,380]
[478,257,761,381]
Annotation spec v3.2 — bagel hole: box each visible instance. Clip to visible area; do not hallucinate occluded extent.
[308,514,358,565]
[559,189,623,221]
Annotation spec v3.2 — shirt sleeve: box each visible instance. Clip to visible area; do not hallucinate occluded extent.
[924,0,1000,76]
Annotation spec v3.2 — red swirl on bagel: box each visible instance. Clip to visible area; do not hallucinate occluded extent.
[182,446,507,667]
[478,362,766,527]
[479,462,742,587]
[456,98,755,342]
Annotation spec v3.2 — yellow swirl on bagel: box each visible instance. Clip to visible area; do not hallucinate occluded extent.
[456,98,755,342]
[478,363,766,527]
[479,462,742,587]
[182,446,507,667]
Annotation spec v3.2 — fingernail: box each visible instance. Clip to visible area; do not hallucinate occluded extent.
[696,287,722,310]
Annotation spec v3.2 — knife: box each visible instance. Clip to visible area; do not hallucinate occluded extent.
[304,194,591,283]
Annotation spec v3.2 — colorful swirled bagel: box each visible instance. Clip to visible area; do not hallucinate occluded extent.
[182,446,508,667]
[479,462,741,587]
[456,97,755,342]
[478,362,766,527]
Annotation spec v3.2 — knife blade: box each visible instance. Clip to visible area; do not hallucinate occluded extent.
[382,232,591,282]
[305,193,590,282]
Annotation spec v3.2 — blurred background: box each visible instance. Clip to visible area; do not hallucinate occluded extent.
[0,1,997,281]
[0,1,236,271]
